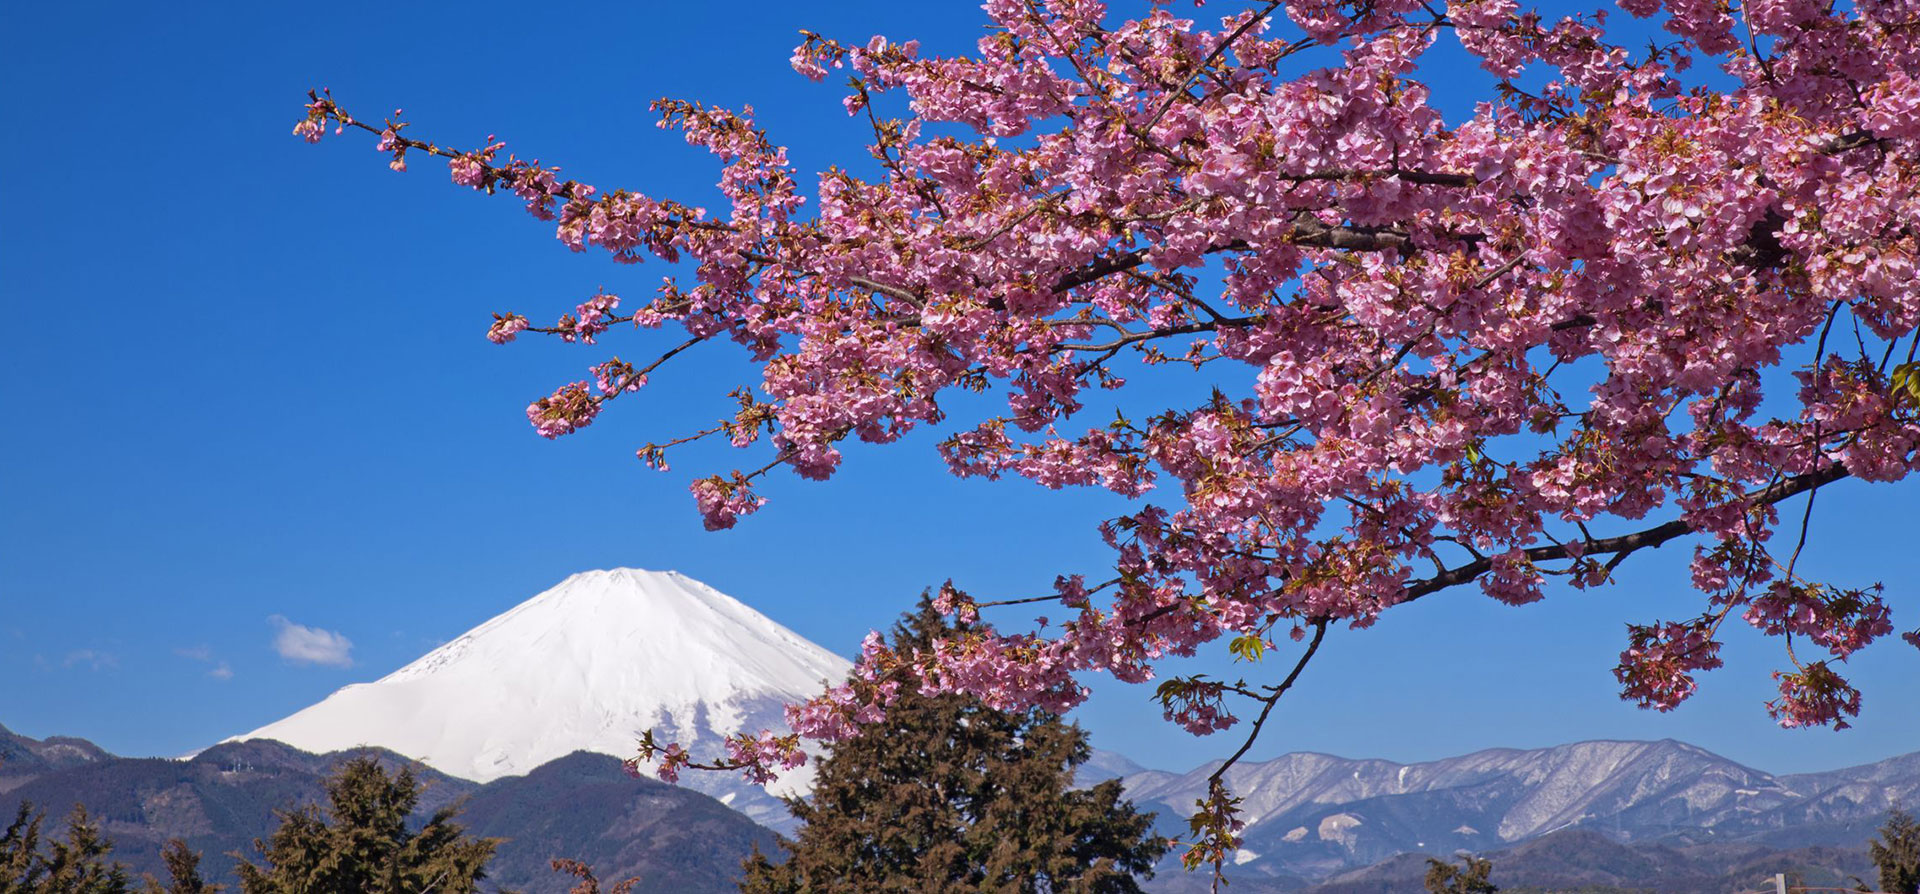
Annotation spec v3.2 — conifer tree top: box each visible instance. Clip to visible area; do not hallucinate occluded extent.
[236,757,498,894]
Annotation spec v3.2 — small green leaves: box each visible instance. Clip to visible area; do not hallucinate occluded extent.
[1153,677,1192,708]
[1228,633,1266,663]
[1891,361,1920,410]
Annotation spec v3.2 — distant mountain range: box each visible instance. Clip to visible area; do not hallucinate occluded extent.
[1,726,774,893]
[7,569,1914,892]
[5,725,1908,893]
[1083,739,1917,891]
[1307,827,1874,894]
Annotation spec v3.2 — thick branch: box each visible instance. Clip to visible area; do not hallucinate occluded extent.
[1273,167,1476,188]
[1049,211,1417,294]
[1401,463,1852,602]
[1285,213,1412,251]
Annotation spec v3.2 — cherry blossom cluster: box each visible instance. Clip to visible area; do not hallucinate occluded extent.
[688,473,767,531]
[526,382,598,440]
[300,0,1920,870]
[1616,620,1725,711]
[1768,662,1865,730]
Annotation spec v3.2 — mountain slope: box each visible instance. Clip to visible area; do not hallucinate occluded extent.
[2,740,776,893]
[1119,740,1915,886]
[5,740,478,886]
[0,723,110,792]
[1306,827,1875,894]
[229,568,851,826]
[458,751,780,893]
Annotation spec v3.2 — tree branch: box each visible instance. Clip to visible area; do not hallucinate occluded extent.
[1400,463,1852,603]
[1207,618,1331,787]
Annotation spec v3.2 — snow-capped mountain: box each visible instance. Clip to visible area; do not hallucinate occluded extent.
[1126,739,1784,845]
[1110,739,1917,886]
[229,568,850,827]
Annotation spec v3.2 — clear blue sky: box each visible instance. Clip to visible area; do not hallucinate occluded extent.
[2,0,1914,776]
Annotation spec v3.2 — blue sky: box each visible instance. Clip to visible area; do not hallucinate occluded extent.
[2,0,1915,777]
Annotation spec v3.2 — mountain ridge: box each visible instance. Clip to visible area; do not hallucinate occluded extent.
[4,721,1913,891]
[2,736,775,893]
[1104,737,1917,885]
[1,722,110,793]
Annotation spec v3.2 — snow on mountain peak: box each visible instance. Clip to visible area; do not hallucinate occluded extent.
[228,569,851,792]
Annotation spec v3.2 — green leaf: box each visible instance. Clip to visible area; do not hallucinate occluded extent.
[1154,680,1187,705]
[1893,362,1920,409]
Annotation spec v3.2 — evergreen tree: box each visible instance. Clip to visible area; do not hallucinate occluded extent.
[1424,855,1497,894]
[143,839,220,894]
[0,802,133,894]
[0,803,43,891]
[739,599,1168,893]
[235,756,498,894]
[1870,808,1920,894]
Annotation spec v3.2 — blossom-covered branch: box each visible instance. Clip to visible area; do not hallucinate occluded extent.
[298,0,1920,872]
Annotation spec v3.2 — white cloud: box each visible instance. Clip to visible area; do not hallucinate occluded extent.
[62,649,117,671]
[268,615,354,667]
[177,645,233,680]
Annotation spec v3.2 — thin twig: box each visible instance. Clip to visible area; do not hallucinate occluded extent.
[1207,618,1331,786]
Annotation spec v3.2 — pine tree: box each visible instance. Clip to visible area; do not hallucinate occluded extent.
[1424,855,1497,894]
[739,599,1168,893]
[234,756,497,894]
[143,839,220,894]
[0,802,133,894]
[1870,808,1920,894]
[0,803,45,891]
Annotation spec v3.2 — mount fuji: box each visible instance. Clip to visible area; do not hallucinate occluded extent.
[227,568,851,828]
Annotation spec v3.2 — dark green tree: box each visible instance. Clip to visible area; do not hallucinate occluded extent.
[1870,808,1920,894]
[234,756,498,894]
[1424,855,1497,894]
[142,839,220,894]
[0,802,133,894]
[739,599,1169,894]
[0,803,42,891]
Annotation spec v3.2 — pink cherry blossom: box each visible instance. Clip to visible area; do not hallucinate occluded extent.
[296,0,1920,871]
